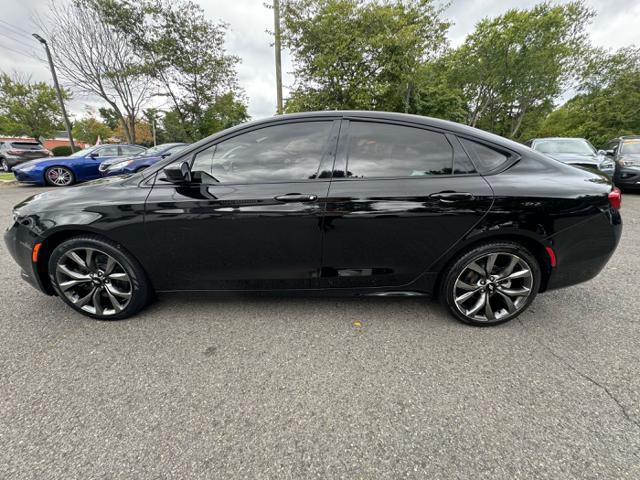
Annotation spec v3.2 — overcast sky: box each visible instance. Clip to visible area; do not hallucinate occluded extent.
[0,0,638,121]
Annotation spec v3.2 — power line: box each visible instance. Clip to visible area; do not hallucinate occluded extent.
[0,19,34,41]
[0,43,37,59]
[0,31,36,53]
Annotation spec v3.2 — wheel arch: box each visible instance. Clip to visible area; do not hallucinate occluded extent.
[35,228,148,294]
[432,232,553,299]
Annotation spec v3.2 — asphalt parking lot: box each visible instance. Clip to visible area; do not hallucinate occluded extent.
[0,183,639,479]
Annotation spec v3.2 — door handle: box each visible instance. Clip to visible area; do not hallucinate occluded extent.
[429,192,474,202]
[274,193,318,203]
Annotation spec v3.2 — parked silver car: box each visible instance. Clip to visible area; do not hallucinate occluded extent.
[525,137,614,177]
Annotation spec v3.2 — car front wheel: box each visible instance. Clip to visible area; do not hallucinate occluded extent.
[440,241,541,326]
[48,235,150,320]
[45,166,75,186]
[1,158,9,172]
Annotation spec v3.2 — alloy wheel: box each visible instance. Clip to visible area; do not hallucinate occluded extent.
[46,167,73,186]
[453,252,534,323]
[1,159,8,172]
[54,247,132,316]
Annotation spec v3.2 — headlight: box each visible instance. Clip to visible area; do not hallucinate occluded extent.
[18,164,36,172]
[599,160,614,170]
[107,160,134,171]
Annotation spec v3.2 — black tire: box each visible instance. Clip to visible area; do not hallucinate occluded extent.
[1,158,10,172]
[439,241,541,326]
[44,166,75,186]
[48,235,151,320]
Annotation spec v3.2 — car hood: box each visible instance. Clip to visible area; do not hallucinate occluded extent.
[14,156,76,170]
[13,175,129,215]
[102,154,163,167]
[545,153,601,165]
[100,156,134,167]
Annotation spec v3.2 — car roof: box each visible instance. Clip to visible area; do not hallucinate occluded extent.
[189,110,531,155]
[529,137,589,142]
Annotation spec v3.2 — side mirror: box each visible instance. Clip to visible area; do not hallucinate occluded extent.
[89,152,99,158]
[604,149,615,157]
[164,161,191,183]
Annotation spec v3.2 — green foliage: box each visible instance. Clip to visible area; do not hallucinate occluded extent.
[161,92,250,142]
[444,1,594,139]
[91,0,248,141]
[281,0,449,113]
[72,117,113,144]
[51,146,73,156]
[536,48,640,146]
[98,107,120,130]
[0,74,66,141]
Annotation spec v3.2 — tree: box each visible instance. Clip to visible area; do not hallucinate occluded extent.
[98,107,121,130]
[88,0,248,141]
[0,73,66,141]
[72,116,113,144]
[280,0,450,113]
[115,119,154,146]
[535,47,640,146]
[39,0,152,143]
[442,1,594,139]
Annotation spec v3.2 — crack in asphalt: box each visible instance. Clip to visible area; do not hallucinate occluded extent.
[519,319,640,433]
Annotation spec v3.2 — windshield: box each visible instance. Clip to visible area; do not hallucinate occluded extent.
[70,146,98,157]
[621,141,640,154]
[534,139,595,155]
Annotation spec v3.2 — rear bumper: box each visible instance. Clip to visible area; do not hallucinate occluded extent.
[4,221,50,294]
[545,208,622,290]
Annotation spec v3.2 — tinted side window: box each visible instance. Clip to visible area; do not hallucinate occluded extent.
[122,146,145,155]
[96,146,120,157]
[191,121,333,183]
[459,138,509,172]
[345,122,453,178]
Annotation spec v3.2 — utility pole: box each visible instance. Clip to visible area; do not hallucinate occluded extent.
[32,33,76,151]
[152,116,157,146]
[273,0,283,115]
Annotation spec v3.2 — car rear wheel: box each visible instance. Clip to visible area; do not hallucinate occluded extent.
[440,241,541,326]
[48,235,150,320]
[45,166,75,186]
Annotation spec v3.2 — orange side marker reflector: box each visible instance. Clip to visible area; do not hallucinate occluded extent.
[545,246,557,267]
[32,243,42,263]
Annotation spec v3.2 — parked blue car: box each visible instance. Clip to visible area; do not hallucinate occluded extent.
[99,143,188,176]
[13,144,146,186]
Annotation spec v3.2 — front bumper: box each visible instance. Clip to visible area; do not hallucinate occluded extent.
[4,221,50,294]
[13,169,44,185]
[614,166,640,189]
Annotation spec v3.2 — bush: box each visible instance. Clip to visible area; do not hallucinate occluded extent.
[51,146,73,156]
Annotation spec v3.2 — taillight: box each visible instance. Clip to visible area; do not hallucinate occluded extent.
[608,187,621,210]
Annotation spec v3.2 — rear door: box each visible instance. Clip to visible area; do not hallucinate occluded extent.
[144,119,340,291]
[320,119,494,289]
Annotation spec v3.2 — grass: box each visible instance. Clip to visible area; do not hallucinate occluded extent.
[0,172,15,181]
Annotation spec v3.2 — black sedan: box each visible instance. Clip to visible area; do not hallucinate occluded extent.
[4,111,622,326]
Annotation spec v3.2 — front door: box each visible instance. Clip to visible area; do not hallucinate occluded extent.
[144,119,340,291]
[321,119,494,290]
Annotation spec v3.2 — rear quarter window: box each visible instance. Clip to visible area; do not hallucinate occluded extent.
[459,138,510,173]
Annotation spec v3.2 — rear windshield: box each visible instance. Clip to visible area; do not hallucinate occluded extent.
[621,141,640,154]
[533,139,595,155]
[10,142,43,150]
